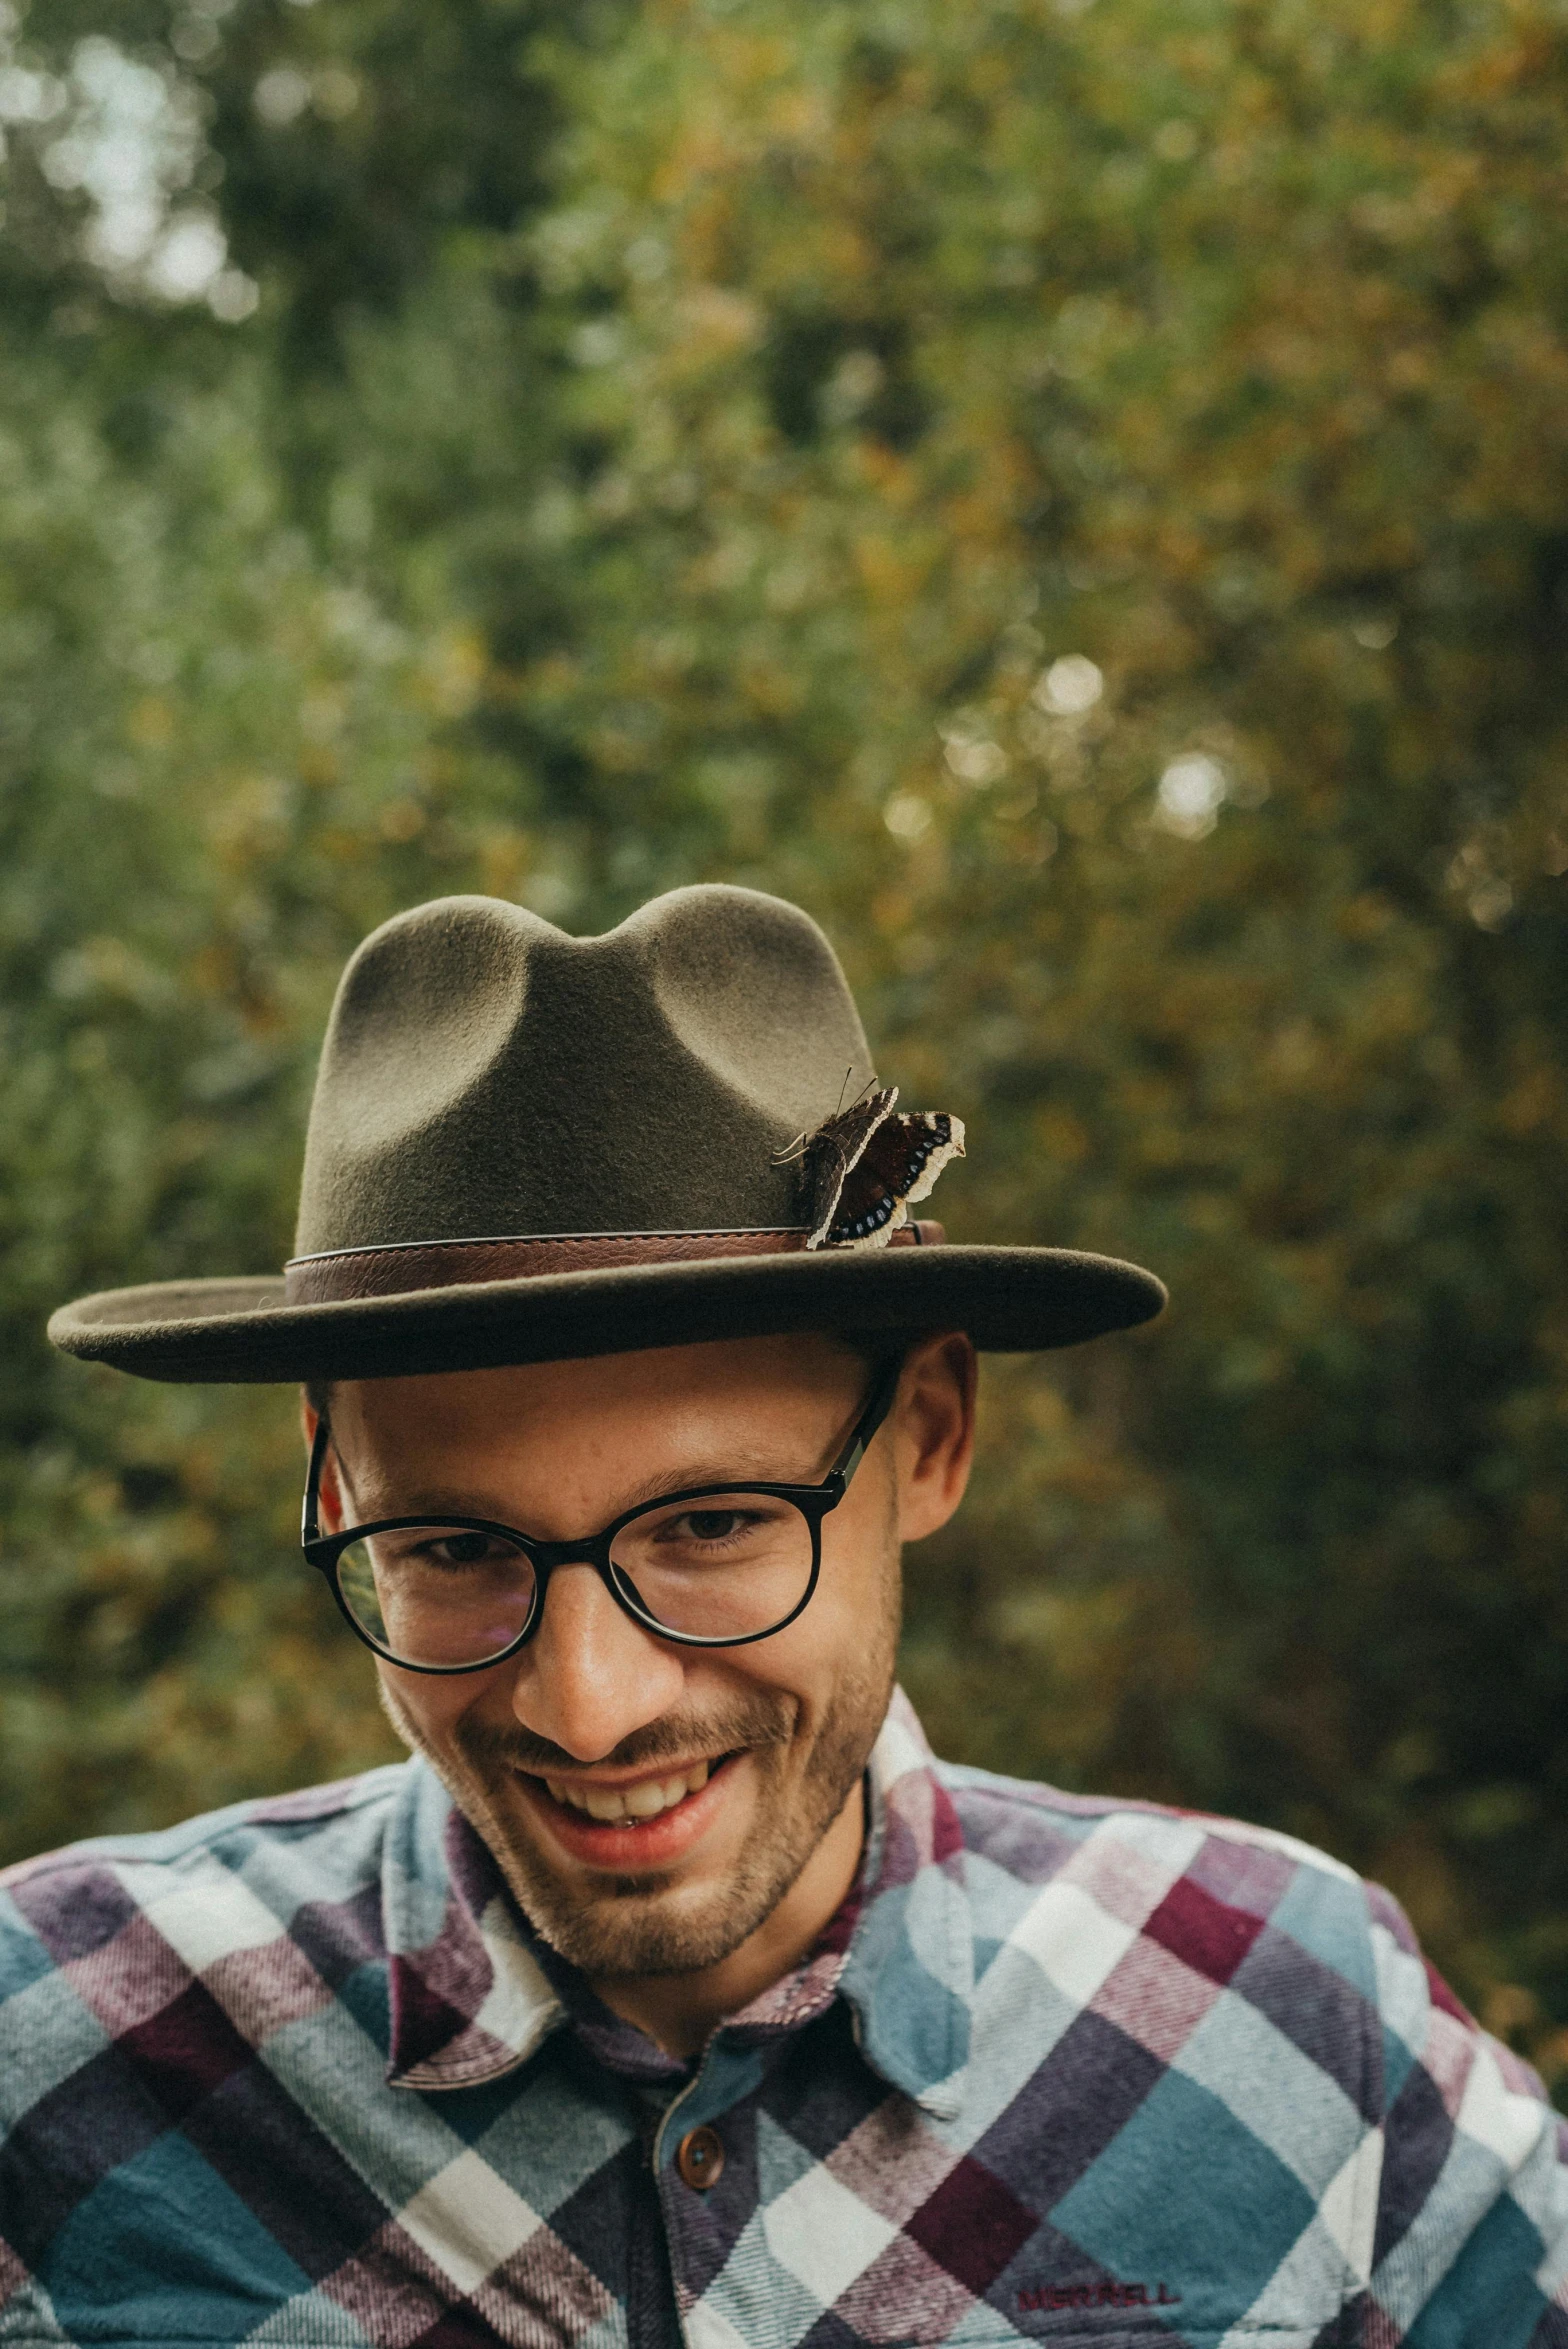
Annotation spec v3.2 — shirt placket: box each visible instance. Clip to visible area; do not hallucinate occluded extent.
[650,2030,782,2349]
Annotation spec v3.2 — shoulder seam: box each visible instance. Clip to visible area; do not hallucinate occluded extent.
[935,1760,1362,1882]
[0,1763,410,1886]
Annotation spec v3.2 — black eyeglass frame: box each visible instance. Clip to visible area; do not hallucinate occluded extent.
[301,1356,904,1674]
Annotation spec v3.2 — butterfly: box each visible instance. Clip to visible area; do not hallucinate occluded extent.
[786,1084,966,1251]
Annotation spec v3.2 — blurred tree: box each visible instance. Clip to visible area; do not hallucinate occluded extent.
[0,0,1566,2101]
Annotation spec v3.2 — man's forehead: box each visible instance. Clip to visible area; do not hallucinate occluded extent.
[314,1333,875,1522]
[315,1330,869,1447]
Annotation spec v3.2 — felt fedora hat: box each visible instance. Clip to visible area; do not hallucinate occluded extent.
[48,887,1165,1383]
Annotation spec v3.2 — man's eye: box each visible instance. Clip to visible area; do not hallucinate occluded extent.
[418,1532,502,1569]
[671,1510,753,1543]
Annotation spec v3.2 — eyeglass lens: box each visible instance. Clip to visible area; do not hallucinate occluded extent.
[333,1490,817,1666]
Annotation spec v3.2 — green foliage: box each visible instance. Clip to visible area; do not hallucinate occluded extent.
[1,0,1566,2094]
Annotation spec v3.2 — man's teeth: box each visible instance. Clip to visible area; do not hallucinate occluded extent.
[544,1759,712,1825]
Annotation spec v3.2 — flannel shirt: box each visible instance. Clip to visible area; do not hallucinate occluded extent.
[2,1689,1565,2349]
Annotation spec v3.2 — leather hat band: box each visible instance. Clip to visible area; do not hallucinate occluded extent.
[283,1221,945,1305]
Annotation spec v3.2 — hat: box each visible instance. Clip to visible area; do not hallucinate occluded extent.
[47,887,1165,1382]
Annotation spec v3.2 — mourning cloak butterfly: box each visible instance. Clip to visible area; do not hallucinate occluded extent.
[788,1084,966,1251]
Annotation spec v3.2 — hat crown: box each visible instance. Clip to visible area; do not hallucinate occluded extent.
[294,887,877,1256]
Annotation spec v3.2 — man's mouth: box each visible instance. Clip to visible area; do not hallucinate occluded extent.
[540,1757,719,1826]
[508,1747,753,1873]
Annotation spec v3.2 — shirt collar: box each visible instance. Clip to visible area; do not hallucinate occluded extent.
[382,1688,972,2118]
[381,1758,564,2091]
[837,1688,973,2117]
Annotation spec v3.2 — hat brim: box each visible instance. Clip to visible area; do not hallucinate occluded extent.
[47,1246,1166,1384]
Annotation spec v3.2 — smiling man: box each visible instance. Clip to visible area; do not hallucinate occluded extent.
[4,887,1566,2349]
[305,1328,963,2060]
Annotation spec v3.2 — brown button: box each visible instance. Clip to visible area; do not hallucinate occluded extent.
[676,2125,724,2191]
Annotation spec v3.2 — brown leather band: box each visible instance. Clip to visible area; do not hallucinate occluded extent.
[283,1221,946,1304]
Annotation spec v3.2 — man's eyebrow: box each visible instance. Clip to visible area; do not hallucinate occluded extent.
[610,1453,814,1513]
[348,1449,820,1528]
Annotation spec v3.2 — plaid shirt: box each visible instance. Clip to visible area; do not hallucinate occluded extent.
[2,1690,1565,2349]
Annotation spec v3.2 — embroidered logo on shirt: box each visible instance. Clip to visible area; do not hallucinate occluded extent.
[1018,2279,1182,2313]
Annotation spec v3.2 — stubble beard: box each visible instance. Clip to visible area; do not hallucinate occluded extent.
[379,1550,900,1982]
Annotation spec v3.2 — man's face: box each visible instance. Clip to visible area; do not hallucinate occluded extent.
[313,1333,969,1986]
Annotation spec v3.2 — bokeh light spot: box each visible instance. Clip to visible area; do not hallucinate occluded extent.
[1033,656,1104,716]
[1156,753,1228,838]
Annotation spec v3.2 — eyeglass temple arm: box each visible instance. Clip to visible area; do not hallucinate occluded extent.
[302,1412,332,1548]
[828,1354,904,1486]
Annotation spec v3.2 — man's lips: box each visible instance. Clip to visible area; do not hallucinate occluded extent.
[514,1753,742,1871]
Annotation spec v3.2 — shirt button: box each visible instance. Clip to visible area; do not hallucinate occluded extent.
[676,2125,724,2191]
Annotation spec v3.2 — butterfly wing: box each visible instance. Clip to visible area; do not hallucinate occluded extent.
[802,1101,966,1251]
[801,1088,900,1247]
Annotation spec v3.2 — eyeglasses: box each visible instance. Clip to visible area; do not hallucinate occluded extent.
[301,1359,902,1675]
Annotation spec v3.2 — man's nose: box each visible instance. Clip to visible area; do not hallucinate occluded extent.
[509,1559,686,1761]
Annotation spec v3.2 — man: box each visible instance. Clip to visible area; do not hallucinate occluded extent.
[4,885,1565,2349]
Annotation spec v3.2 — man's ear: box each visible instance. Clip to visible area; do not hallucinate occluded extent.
[892,1331,977,1543]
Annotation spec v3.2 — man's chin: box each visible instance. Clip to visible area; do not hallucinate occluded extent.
[526,1880,771,1981]
[492,1818,786,1981]
[485,1758,784,1978]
